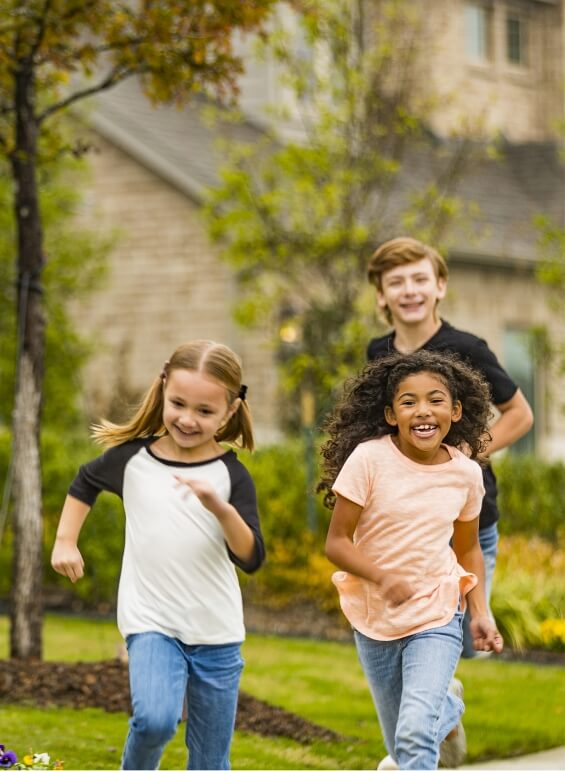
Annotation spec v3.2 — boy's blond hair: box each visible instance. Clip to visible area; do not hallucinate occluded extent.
[367,237,449,324]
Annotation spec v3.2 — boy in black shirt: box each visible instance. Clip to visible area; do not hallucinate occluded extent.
[366,237,533,770]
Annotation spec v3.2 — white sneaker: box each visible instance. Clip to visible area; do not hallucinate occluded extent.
[439,678,467,768]
[377,755,398,770]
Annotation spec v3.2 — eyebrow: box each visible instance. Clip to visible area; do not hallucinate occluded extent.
[168,394,218,408]
[397,388,448,398]
[385,271,430,282]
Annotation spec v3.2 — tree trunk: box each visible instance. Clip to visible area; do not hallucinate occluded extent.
[9,62,45,660]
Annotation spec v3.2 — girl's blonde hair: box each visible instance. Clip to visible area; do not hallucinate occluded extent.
[92,340,254,451]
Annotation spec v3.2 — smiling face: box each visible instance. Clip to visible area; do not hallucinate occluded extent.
[161,368,238,461]
[384,370,462,464]
[377,257,446,328]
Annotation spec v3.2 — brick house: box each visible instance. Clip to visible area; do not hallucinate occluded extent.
[72,0,565,457]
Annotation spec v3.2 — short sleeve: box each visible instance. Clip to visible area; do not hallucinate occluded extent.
[68,440,146,505]
[332,444,372,508]
[458,461,486,522]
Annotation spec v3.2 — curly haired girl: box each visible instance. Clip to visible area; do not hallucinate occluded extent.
[319,349,503,770]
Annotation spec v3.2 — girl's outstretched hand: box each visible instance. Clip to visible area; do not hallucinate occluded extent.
[470,615,504,653]
[51,539,85,584]
[174,476,221,513]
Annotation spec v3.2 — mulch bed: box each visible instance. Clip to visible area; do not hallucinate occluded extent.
[0,658,343,745]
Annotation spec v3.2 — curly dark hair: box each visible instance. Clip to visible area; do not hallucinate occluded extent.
[318,349,493,508]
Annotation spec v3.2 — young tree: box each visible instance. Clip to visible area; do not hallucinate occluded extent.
[205,0,483,428]
[0,0,276,659]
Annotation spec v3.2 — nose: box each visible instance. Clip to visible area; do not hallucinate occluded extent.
[404,278,418,295]
[415,401,432,417]
[178,410,197,427]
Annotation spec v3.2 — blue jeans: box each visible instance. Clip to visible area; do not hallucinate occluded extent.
[355,611,464,770]
[461,522,499,658]
[121,632,244,770]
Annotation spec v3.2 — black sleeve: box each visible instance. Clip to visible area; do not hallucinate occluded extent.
[68,440,145,506]
[223,455,265,574]
[466,337,518,406]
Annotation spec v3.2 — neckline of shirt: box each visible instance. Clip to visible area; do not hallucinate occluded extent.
[384,433,457,472]
[145,439,234,467]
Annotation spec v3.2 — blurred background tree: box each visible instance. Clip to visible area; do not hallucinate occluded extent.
[205,0,484,430]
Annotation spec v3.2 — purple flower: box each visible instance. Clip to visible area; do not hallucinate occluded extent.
[0,750,17,768]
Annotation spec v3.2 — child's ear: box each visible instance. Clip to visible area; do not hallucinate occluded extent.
[384,406,397,426]
[376,289,388,311]
[451,400,463,422]
[220,398,241,429]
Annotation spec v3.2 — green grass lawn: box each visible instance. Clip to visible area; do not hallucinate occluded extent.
[1,614,564,769]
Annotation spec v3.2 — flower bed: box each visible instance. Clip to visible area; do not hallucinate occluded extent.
[0,747,62,769]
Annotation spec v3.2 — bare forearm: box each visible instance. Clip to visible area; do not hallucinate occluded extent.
[54,495,91,544]
[211,500,256,562]
[325,536,384,584]
[484,390,533,456]
[51,495,91,583]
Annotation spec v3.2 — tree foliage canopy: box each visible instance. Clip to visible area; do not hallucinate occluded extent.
[0,0,277,163]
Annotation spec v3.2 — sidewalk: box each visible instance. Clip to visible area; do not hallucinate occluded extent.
[461,745,565,769]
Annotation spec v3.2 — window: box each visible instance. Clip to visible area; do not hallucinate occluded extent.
[464,3,492,62]
[503,328,535,454]
[506,14,528,65]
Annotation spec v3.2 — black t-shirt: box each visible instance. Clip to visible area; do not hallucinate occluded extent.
[367,320,518,529]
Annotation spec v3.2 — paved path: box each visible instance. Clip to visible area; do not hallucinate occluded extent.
[461,745,565,769]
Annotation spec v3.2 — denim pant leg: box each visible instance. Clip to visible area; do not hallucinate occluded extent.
[395,613,464,769]
[354,631,403,760]
[356,612,464,770]
[122,632,188,770]
[462,522,499,658]
[184,642,244,771]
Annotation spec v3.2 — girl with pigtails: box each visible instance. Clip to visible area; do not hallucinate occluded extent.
[51,340,264,771]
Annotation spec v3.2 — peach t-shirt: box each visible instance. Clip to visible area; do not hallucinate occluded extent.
[331,435,485,641]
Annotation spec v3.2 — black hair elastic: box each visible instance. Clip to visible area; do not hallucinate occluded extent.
[238,384,248,400]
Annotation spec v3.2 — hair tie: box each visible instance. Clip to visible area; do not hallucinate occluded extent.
[238,384,248,401]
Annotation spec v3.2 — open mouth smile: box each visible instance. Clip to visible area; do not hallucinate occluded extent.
[411,424,438,437]
[174,426,199,437]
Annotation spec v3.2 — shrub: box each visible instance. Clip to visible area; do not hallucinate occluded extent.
[494,454,565,543]
[491,534,565,650]
[540,619,565,652]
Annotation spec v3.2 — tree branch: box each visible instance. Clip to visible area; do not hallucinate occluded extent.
[37,65,143,124]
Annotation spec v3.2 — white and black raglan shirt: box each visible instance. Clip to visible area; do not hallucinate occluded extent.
[69,437,265,645]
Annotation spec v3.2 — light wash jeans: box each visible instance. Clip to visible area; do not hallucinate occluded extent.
[121,632,243,770]
[355,611,464,770]
[461,522,499,658]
